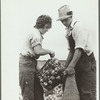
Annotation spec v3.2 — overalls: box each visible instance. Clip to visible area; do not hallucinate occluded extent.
[67,33,96,100]
[19,54,44,100]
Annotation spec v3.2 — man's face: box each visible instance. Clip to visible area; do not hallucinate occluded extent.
[41,24,51,35]
[61,17,72,27]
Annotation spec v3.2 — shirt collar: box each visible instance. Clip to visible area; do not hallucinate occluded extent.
[65,20,77,37]
[39,32,44,40]
[70,20,75,28]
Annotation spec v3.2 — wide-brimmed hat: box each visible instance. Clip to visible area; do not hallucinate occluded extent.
[57,5,73,21]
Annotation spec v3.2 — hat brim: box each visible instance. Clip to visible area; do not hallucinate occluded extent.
[57,15,72,21]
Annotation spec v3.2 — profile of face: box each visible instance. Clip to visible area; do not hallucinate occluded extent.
[41,24,51,35]
[61,17,72,27]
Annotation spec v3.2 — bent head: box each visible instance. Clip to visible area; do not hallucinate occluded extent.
[34,15,52,34]
[61,16,72,27]
[57,5,73,27]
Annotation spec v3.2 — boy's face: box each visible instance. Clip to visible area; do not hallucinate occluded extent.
[61,17,72,27]
[41,24,51,35]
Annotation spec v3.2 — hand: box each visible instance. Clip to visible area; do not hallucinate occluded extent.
[64,65,75,75]
[49,51,55,58]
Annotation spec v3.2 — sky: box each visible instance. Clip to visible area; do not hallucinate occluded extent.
[1,0,99,100]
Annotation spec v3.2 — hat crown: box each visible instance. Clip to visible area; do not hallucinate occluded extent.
[57,5,72,21]
[58,5,70,17]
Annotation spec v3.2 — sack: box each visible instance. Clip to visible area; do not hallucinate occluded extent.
[36,58,66,91]
[62,74,80,100]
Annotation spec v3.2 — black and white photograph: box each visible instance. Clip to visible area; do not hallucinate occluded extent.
[1,0,99,100]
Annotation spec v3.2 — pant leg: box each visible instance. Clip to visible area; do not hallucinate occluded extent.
[75,70,96,100]
[76,52,96,100]
[34,74,44,100]
[19,71,35,100]
[19,55,37,100]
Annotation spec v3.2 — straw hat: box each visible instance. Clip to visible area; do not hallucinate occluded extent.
[57,5,73,21]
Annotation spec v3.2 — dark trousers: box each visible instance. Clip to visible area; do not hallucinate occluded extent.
[75,53,96,100]
[19,55,44,100]
[75,70,96,100]
[63,53,96,100]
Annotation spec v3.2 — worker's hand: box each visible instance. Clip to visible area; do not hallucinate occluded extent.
[66,67,75,75]
[49,51,55,58]
[63,64,75,75]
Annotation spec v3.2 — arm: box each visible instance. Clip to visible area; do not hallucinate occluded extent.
[69,48,82,67]
[65,51,74,68]
[65,48,82,75]
[33,44,55,58]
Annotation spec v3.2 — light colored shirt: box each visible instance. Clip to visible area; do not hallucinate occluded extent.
[20,28,44,57]
[65,21,93,56]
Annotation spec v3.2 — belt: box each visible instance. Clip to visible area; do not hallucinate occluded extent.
[19,53,36,59]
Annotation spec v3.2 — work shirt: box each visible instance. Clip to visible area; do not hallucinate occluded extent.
[20,28,44,57]
[65,21,93,56]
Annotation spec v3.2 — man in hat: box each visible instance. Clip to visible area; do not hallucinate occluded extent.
[57,5,96,100]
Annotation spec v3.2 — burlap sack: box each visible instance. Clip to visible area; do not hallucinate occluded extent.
[62,74,80,100]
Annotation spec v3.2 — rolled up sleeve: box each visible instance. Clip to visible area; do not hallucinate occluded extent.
[73,24,89,50]
[30,35,42,48]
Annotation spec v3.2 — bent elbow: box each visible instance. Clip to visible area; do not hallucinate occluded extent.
[34,50,40,56]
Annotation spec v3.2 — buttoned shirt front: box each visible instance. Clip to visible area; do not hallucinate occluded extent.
[65,21,93,56]
[20,28,44,57]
